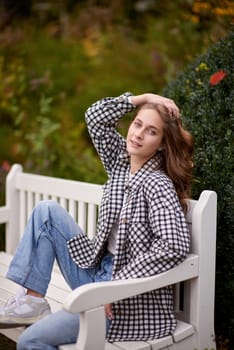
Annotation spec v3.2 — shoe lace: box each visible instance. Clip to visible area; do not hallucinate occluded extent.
[5,286,26,308]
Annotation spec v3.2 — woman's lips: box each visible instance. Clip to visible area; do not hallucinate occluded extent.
[130,139,142,148]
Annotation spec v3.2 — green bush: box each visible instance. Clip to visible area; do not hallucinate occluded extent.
[0,35,107,184]
[163,32,234,348]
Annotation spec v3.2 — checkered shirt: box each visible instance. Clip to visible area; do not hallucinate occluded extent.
[67,93,190,342]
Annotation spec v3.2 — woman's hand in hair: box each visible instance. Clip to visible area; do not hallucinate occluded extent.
[131,93,180,119]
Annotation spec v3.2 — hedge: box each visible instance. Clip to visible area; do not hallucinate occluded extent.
[163,31,234,348]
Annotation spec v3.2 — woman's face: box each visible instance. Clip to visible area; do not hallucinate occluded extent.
[126,108,164,167]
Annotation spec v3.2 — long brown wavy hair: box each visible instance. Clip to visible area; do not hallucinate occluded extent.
[137,103,194,212]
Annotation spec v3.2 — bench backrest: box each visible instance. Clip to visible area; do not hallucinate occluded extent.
[3,163,217,345]
[5,164,102,253]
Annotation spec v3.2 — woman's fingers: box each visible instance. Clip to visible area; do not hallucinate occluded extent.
[147,94,180,119]
[105,303,114,320]
[165,99,180,119]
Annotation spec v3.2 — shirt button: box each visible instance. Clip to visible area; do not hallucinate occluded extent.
[122,218,127,224]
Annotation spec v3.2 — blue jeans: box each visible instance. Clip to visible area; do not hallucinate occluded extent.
[6,200,113,350]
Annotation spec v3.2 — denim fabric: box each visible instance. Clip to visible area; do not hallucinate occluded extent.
[5,200,113,349]
[17,310,112,350]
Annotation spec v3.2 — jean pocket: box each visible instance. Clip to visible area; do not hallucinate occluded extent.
[94,254,114,282]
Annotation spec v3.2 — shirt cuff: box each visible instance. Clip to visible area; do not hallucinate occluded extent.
[128,95,136,106]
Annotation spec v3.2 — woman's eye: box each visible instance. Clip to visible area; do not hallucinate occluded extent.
[134,121,141,128]
[148,129,156,135]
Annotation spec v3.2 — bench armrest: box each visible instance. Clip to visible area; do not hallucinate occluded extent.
[63,254,198,313]
[62,255,198,350]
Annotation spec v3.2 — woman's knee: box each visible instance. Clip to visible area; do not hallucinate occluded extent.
[34,200,60,214]
[32,200,66,227]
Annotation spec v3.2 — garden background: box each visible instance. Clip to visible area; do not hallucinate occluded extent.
[0,1,233,349]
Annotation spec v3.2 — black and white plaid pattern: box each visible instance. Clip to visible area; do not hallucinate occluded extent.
[67,93,190,341]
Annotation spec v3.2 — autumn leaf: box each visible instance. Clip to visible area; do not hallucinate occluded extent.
[209,70,227,85]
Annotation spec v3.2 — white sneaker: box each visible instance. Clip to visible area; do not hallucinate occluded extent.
[0,287,51,328]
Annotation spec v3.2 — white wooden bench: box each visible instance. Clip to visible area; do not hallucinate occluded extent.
[0,164,217,350]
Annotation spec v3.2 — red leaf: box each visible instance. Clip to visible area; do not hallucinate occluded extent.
[1,160,11,172]
[209,70,227,85]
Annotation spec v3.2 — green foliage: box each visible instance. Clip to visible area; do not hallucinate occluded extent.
[13,85,107,183]
[0,34,107,183]
[163,32,234,348]
[0,1,231,186]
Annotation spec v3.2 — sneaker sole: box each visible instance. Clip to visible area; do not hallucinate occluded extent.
[0,313,51,328]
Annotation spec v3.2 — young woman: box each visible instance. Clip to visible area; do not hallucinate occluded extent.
[0,92,194,349]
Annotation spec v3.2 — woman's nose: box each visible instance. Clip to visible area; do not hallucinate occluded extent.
[135,128,144,139]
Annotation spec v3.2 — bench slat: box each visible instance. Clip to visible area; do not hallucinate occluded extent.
[113,341,151,350]
[0,206,10,224]
[172,321,194,342]
[147,335,173,349]
[0,327,25,343]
